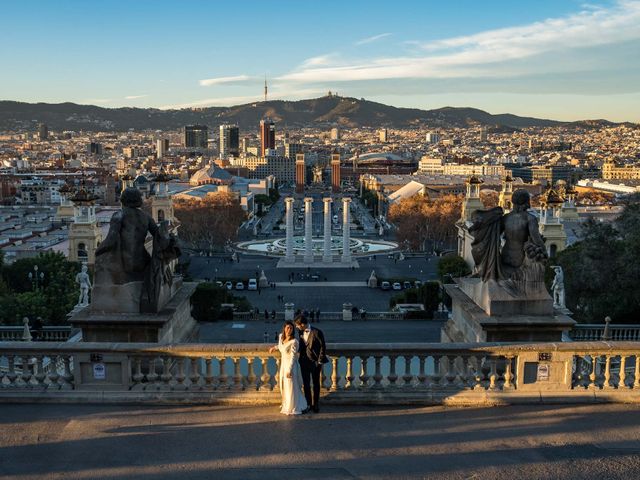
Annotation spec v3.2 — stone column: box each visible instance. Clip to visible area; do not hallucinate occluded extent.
[304,197,313,263]
[323,197,333,263]
[284,303,295,321]
[285,197,294,262]
[342,197,352,263]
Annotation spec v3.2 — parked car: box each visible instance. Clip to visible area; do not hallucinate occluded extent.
[247,279,257,290]
[224,281,233,290]
[215,281,223,288]
[414,280,422,288]
[235,282,245,290]
[392,282,402,290]
[403,281,412,290]
[381,281,391,291]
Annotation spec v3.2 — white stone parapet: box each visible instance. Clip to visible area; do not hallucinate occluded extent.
[285,197,294,262]
[2,341,640,404]
[304,197,313,263]
[323,197,333,263]
[341,197,352,263]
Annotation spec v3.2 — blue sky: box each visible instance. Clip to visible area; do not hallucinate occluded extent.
[1,0,639,121]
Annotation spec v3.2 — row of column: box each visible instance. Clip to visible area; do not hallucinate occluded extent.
[284,197,351,264]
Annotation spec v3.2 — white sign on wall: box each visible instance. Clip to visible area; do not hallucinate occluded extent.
[93,363,106,380]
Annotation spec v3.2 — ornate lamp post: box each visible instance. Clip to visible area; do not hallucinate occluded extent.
[28,265,45,291]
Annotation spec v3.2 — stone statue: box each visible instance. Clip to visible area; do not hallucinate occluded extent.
[312,165,323,184]
[469,189,548,296]
[75,264,92,307]
[551,266,565,309]
[94,187,180,313]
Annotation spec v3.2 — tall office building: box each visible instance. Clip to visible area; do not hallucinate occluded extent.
[379,128,388,143]
[426,132,440,144]
[259,119,276,155]
[184,125,208,149]
[38,123,48,140]
[156,138,169,159]
[219,124,240,158]
[330,127,340,141]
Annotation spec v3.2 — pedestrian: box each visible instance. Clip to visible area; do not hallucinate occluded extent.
[264,309,269,321]
[310,310,315,322]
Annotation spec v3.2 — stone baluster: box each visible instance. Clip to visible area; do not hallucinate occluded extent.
[247,357,257,390]
[62,356,73,388]
[232,357,243,390]
[619,356,627,389]
[388,355,398,386]
[204,358,214,388]
[417,355,427,387]
[345,356,354,389]
[488,358,498,390]
[189,358,200,388]
[219,357,228,389]
[403,356,413,387]
[132,357,144,384]
[322,365,331,390]
[330,357,339,391]
[431,355,442,388]
[503,356,514,389]
[147,357,159,386]
[20,356,32,386]
[273,358,281,391]
[443,355,456,387]
[589,354,598,389]
[6,355,18,386]
[35,355,46,387]
[160,356,172,388]
[48,355,60,388]
[359,356,370,389]
[372,356,383,389]
[174,358,187,390]
[260,358,271,391]
[453,356,464,388]
[604,355,612,389]
[634,355,640,389]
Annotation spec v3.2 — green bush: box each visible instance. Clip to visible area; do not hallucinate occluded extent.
[437,255,471,282]
[190,282,252,322]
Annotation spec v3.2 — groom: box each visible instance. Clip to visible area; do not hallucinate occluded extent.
[295,315,328,413]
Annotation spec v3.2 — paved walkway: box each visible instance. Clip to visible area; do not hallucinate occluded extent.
[2,403,640,479]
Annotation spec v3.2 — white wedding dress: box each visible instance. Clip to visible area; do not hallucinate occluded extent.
[277,335,308,415]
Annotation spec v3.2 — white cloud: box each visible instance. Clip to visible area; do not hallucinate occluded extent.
[355,33,391,45]
[199,75,251,86]
[124,94,148,100]
[278,1,640,83]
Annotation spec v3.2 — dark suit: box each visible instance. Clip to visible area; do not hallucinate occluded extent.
[298,326,327,410]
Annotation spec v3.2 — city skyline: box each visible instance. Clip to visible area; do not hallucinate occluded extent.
[1,0,640,122]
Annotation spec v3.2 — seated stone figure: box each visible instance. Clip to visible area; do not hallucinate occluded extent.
[469,189,548,297]
[94,187,180,313]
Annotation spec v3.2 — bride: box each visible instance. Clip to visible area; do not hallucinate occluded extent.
[269,320,308,415]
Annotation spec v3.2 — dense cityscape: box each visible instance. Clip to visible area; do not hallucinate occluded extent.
[2,0,640,478]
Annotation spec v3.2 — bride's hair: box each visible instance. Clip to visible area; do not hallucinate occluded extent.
[281,320,295,342]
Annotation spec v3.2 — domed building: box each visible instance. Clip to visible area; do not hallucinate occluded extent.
[190,163,234,186]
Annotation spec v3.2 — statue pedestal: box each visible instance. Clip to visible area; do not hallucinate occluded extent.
[443,279,575,343]
[70,282,198,343]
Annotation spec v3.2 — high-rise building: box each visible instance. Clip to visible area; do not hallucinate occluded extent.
[88,142,103,155]
[184,125,208,149]
[156,138,169,159]
[284,141,303,160]
[219,124,240,158]
[379,129,388,143]
[260,119,276,155]
[38,123,48,141]
[479,127,488,142]
[426,132,440,144]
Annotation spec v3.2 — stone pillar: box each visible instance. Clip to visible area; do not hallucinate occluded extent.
[341,197,352,263]
[304,197,313,263]
[285,197,294,262]
[323,197,333,263]
[342,303,353,321]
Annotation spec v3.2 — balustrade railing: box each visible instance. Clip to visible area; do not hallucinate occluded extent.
[232,312,408,322]
[570,325,640,341]
[1,342,638,404]
[0,326,73,342]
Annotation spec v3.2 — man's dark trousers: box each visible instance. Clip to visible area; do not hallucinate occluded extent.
[300,360,321,409]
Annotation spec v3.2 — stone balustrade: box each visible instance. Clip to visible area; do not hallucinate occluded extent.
[1,341,639,405]
[0,326,73,342]
[570,324,640,341]
[232,311,407,322]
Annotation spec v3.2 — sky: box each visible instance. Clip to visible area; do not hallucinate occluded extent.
[1,0,639,122]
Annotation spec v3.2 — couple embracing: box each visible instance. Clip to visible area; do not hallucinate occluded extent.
[269,316,328,415]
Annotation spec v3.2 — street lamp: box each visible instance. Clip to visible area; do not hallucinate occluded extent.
[28,265,45,291]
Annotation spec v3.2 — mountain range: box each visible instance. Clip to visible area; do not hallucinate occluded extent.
[0,96,628,132]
